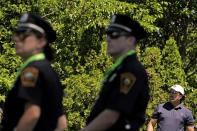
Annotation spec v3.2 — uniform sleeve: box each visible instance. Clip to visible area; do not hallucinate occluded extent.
[105,70,149,115]
[152,105,160,119]
[17,67,43,106]
[185,110,194,126]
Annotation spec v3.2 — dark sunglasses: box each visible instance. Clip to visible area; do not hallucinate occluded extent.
[169,90,178,95]
[106,31,131,39]
[14,29,43,42]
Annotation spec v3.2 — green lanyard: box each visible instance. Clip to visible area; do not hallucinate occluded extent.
[102,50,136,83]
[16,53,46,78]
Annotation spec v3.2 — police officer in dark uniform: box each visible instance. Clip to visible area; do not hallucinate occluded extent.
[0,13,67,131]
[80,14,149,131]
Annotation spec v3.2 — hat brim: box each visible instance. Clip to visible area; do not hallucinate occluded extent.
[171,87,184,95]
[106,27,125,34]
[15,26,30,32]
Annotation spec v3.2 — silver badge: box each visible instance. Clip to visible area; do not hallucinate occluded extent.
[124,78,131,85]
[24,72,34,81]
[20,13,28,23]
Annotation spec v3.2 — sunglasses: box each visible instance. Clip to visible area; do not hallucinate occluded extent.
[106,31,131,39]
[14,29,44,42]
[169,90,178,95]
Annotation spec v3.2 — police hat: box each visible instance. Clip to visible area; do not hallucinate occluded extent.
[16,12,56,43]
[107,14,147,40]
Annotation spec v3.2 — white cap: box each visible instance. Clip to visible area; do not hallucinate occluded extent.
[170,85,184,95]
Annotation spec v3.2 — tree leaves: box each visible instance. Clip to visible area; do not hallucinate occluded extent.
[0,0,196,130]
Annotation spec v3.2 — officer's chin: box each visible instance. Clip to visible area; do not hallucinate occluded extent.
[16,51,23,57]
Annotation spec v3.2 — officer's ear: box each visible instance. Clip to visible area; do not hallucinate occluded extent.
[37,37,47,49]
[127,36,136,46]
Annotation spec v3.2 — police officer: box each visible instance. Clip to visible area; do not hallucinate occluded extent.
[0,13,67,131]
[80,14,149,131]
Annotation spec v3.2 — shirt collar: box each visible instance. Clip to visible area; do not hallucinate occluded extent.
[174,104,183,110]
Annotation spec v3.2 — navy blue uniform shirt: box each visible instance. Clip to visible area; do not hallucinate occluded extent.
[1,59,64,131]
[86,53,150,131]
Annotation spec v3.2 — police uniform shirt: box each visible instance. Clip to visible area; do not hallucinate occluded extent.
[2,59,64,131]
[86,53,150,131]
[152,102,194,131]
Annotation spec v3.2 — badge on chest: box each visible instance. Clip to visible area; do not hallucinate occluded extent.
[120,73,136,94]
[21,67,39,87]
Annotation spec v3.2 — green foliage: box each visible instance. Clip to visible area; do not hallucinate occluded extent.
[0,0,196,130]
[184,88,197,123]
[161,38,187,88]
[62,71,101,130]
